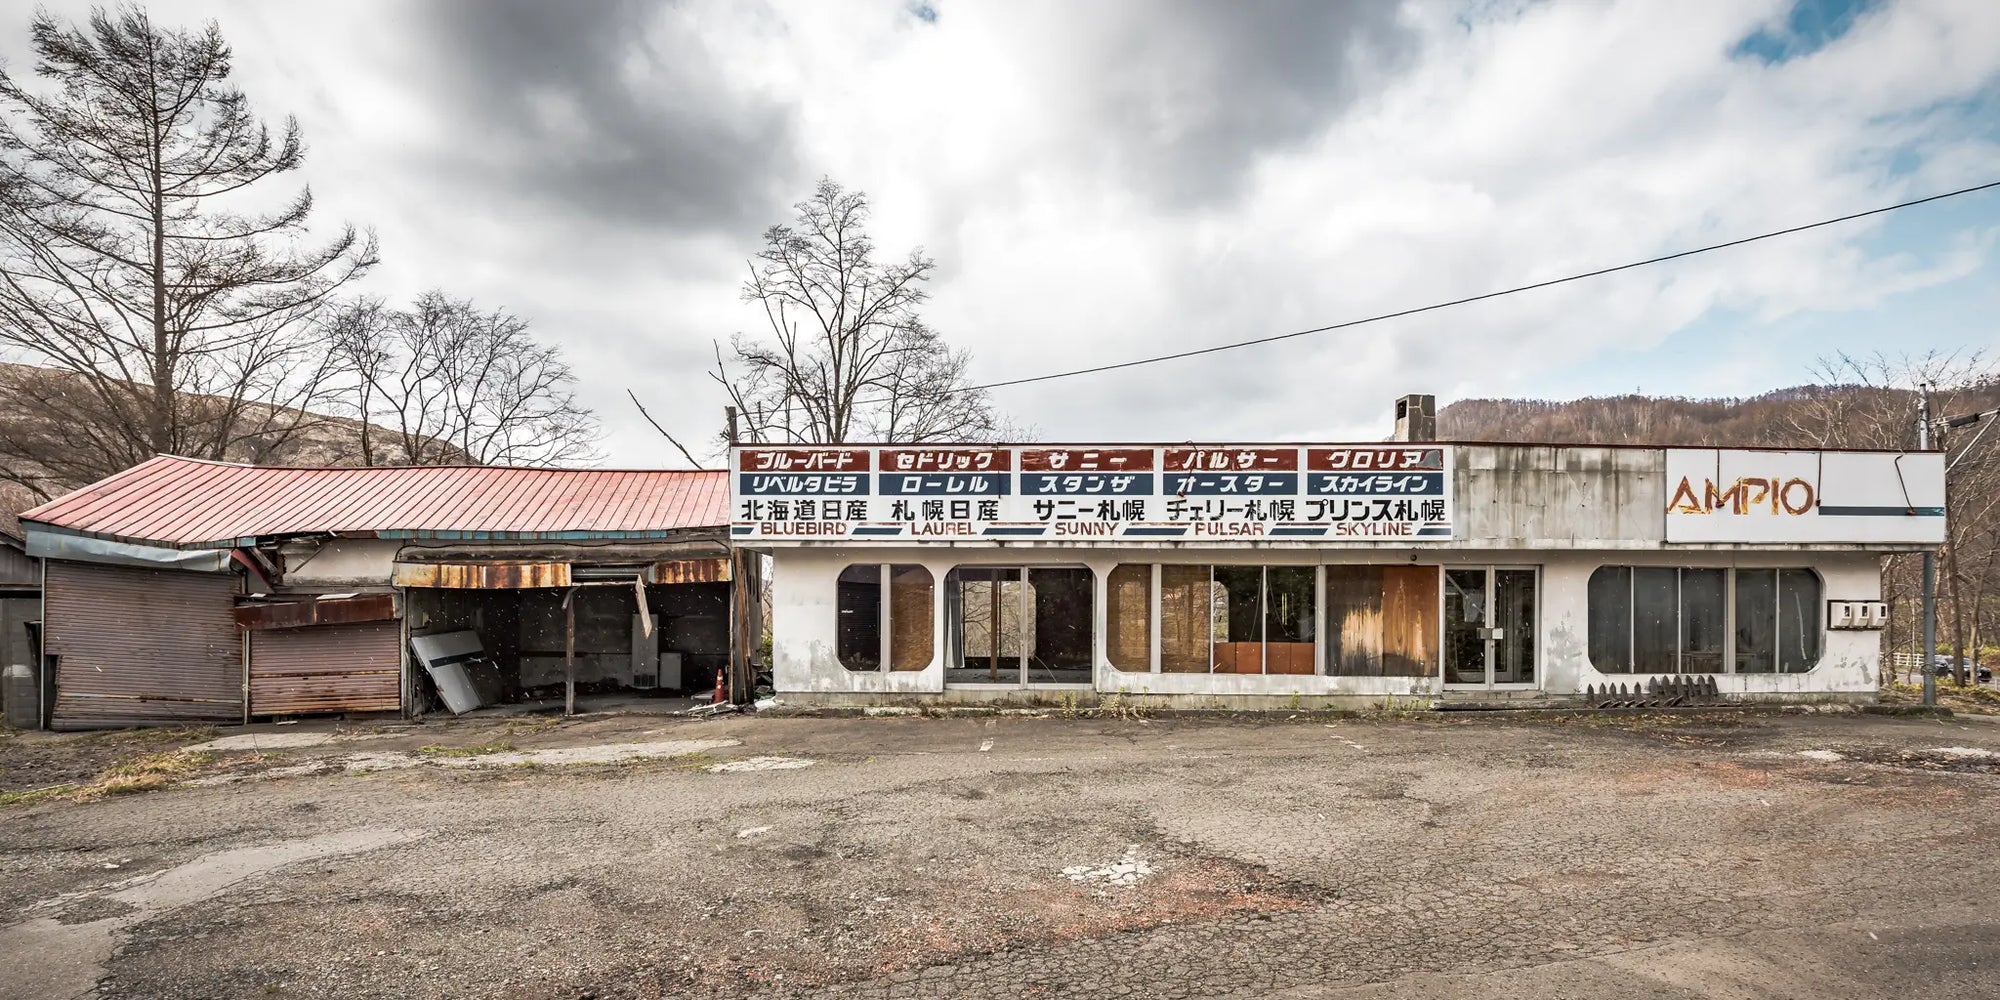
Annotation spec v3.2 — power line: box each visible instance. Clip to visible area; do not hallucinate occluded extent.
[748,178,2000,421]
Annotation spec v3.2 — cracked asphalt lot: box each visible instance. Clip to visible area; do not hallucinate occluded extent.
[2,709,1998,999]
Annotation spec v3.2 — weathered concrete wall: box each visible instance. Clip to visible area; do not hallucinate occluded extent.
[277,539,402,590]
[1455,446,1666,549]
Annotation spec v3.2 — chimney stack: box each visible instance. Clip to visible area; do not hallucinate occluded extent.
[1393,394,1436,442]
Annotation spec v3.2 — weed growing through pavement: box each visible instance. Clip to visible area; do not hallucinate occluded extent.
[416,742,515,758]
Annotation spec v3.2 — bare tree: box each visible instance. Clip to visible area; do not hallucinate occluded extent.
[1797,351,2000,687]
[0,6,375,493]
[710,177,1003,445]
[325,291,599,467]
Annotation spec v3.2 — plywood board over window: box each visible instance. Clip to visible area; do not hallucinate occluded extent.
[1327,566,1438,677]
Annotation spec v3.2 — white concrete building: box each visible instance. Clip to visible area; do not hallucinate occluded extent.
[737,415,1942,710]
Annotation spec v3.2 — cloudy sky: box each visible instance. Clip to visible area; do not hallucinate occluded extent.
[6,0,1998,465]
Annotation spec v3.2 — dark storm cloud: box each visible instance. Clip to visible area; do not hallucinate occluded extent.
[413,0,797,232]
[1067,0,1417,206]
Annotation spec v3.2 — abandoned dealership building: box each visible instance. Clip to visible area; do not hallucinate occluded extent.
[15,457,746,729]
[739,400,1944,708]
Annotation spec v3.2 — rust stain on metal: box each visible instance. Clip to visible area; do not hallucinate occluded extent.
[392,562,571,589]
[238,593,398,629]
[650,557,730,584]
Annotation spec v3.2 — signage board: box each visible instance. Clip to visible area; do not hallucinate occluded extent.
[730,444,1453,543]
[1663,449,1945,544]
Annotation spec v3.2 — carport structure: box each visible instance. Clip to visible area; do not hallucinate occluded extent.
[18,456,749,728]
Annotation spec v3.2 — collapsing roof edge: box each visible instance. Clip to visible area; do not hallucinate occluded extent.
[21,455,730,548]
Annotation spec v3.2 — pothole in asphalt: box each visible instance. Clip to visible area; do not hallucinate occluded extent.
[1061,844,1155,888]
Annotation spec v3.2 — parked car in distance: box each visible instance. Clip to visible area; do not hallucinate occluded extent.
[1929,657,1994,684]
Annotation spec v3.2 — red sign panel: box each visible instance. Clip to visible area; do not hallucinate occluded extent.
[1164,447,1299,471]
[878,448,1012,472]
[1306,447,1444,471]
[1018,448,1156,472]
[738,448,872,472]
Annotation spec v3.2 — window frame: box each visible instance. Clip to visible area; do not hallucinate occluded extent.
[1111,564,1326,676]
[1586,565,1823,676]
[942,563,1095,687]
[835,563,934,674]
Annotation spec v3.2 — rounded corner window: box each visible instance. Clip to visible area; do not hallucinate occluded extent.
[836,564,934,673]
[1587,565,1821,675]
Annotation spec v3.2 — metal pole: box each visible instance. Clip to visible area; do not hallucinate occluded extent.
[564,586,577,717]
[1920,390,1937,708]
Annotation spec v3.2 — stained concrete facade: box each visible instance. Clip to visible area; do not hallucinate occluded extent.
[753,445,1930,709]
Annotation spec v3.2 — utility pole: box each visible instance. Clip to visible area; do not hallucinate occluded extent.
[725,404,748,705]
[1920,389,1937,708]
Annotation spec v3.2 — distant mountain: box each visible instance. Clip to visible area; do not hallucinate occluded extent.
[0,363,456,538]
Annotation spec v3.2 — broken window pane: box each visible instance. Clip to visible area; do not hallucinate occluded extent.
[1779,569,1821,673]
[1211,566,1263,673]
[1026,567,1093,683]
[1264,567,1315,675]
[1107,565,1151,672]
[1158,565,1213,673]
[836,565,883,671]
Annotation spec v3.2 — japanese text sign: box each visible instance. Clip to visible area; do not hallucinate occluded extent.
[731,445,1453,542]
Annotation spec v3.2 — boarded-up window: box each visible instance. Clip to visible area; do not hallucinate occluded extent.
[837,565,934,672]
[1107,565,1151,671]
[890,565,935,671]
[1326,566,1439,677]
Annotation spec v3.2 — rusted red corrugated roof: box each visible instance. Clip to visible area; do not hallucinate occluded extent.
[21,456,729,548]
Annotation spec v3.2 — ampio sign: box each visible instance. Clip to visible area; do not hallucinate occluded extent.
[730,444,1454,543]
[1663,449,1944,544]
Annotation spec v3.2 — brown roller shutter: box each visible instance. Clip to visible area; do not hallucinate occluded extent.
[44,561,241,729]
[250,622,401,716]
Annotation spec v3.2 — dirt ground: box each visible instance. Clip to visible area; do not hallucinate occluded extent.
[2,708,1999,1000]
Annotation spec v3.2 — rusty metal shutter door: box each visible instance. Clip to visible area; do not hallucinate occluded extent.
[250,622,401,716]
[44,561,241,729]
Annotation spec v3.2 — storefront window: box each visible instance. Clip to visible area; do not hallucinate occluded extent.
[1590,566,1820,675]
[837,564,933,672]
[943,566,1092,684]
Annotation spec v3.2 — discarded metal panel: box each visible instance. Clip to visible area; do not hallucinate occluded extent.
[391,562,571,589]
[409,631,489,714]
[249,621,400,716]
[650,557,730,585]
[235,593,396,630]
[43,561,241,729]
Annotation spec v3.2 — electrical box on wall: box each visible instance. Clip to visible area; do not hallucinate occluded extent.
[1827,600,1889,630]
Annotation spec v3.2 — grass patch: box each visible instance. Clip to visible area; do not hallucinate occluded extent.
[416,742,515,758]
[2,750,219,808]
[0,784,78,807]
[83,750,216,799]
[1883,678,2000,714]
